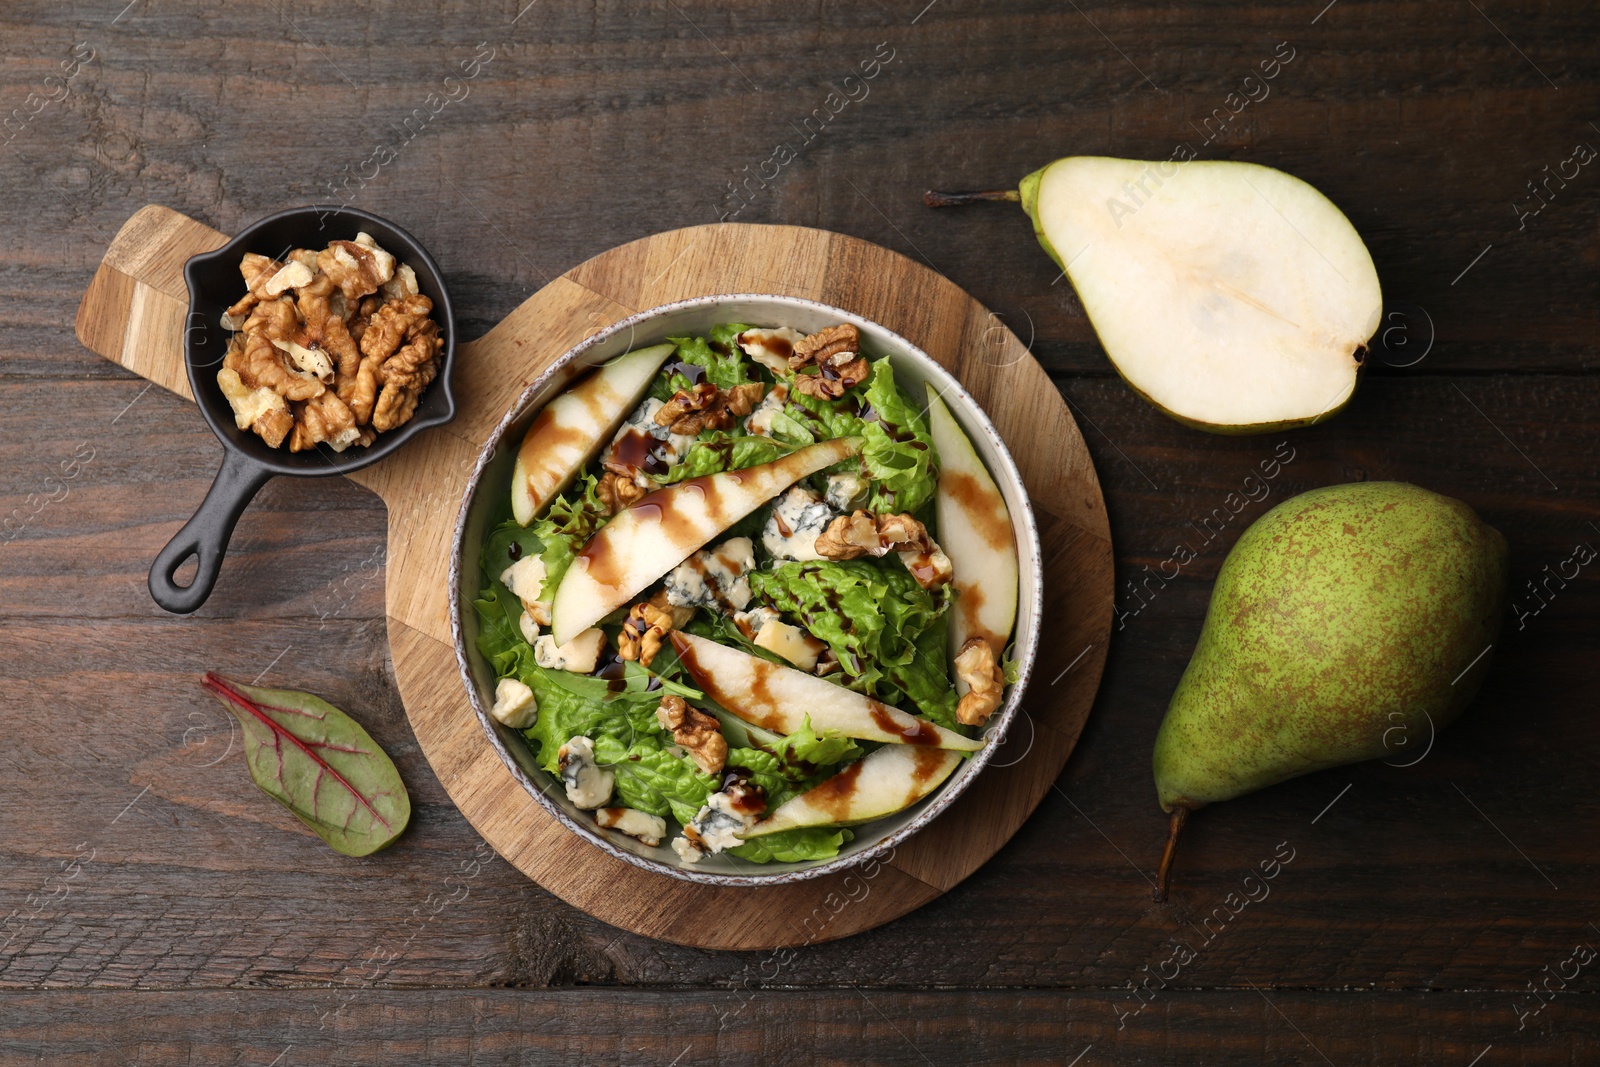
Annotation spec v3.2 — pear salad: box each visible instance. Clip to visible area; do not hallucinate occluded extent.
[472,322,1020,865]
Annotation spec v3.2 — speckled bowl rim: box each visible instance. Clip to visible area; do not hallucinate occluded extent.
[449,293,1044,887]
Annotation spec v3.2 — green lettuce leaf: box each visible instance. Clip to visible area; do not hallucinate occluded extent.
[783,383,869,442]
[529,471,609,592]
[663,325,753,392]
[857,360,939,514]
[594,733,717,824]
[747,559,954,715]
[727,826,851,863]
[773,715,863,771]
[723,717,861,811]
[656,433,795,485]
[474,582,710,770]
[885,612,962,730]
[725,747,799,809]
[472,581,539,681]
[480,520,546,588]
[779,360,938,513]
[520,667,633,773]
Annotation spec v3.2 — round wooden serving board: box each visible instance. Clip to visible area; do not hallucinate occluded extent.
[75,205,1113,950]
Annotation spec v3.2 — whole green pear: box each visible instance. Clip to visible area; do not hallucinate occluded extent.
[1151,481,1508,899]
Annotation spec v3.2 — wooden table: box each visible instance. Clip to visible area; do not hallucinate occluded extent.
[2,2,1595,1062]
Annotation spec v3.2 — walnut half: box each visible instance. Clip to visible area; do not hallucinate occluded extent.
[656,694,728,776]
[954,637,1005,726]
[790,323,858,370]
[654,381,767,436]
[814,512,881,560]
[814,511,954,589]
[618,600,676,667]
[790,324,869,400]
[597,471,647,515]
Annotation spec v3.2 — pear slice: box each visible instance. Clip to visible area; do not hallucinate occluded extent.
[550,438,862,644]
[744,745,964,837]
[930,157,1382,433]
[511,342,676,525]
[669,632,983,751]
[925,388,1017,659]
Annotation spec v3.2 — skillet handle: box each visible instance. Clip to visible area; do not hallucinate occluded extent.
[149,450,272,614]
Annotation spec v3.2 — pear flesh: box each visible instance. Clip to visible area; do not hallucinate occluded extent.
[1151,481,1508,897]
[1023,157,1383,433]
[925,387,1018,659]
[550,437,861,644]
[669,632,983,752]
[745,745,964,838]
[511,343,676,526]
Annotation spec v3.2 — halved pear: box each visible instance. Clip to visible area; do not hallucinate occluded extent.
[550,438,862,644]
[511,342,676,525]
[926,388,1017,658]
[744,745,964,837]
[669,632,983,751]
[933,158,1383,433]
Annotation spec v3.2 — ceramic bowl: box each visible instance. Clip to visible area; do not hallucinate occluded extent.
[450,294,1041,886]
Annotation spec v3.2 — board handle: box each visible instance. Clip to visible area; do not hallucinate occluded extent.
[75,205,230,399]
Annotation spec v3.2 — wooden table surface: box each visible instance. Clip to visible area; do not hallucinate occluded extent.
[3,1,1596,1063]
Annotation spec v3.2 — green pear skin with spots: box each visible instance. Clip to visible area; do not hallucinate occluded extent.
[1151,482,1507,897]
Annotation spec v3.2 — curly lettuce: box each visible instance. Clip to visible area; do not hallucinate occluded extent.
[727,826,851,863]
[593,733,717,824]
[660,323,753,393]
[857,360,939,513]
[472,580,540,682]
[526,471,609,593]
[747,559,955,720]
[772,715,863,773]
[889,613,961,730]
[472,583,702,771]
[782,359,939,513]
[656,433,795,485]
[722,747,855,863]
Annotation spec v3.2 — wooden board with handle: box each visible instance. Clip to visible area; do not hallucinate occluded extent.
[75,204,1113,949]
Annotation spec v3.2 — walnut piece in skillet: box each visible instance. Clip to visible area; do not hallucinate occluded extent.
[214,233,443,452]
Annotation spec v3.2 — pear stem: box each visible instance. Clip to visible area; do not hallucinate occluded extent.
[922,189,1021,208]
[1154,808,1188,903]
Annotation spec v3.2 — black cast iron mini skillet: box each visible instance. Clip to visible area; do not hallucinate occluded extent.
[150,205,457,613]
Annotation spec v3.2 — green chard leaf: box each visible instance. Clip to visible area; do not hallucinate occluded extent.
[201,674,411,857]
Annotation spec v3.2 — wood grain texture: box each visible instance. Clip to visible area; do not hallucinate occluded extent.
[4,0,1599,1058]
[3,989,1597,1066]
[72,209,1113,948]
